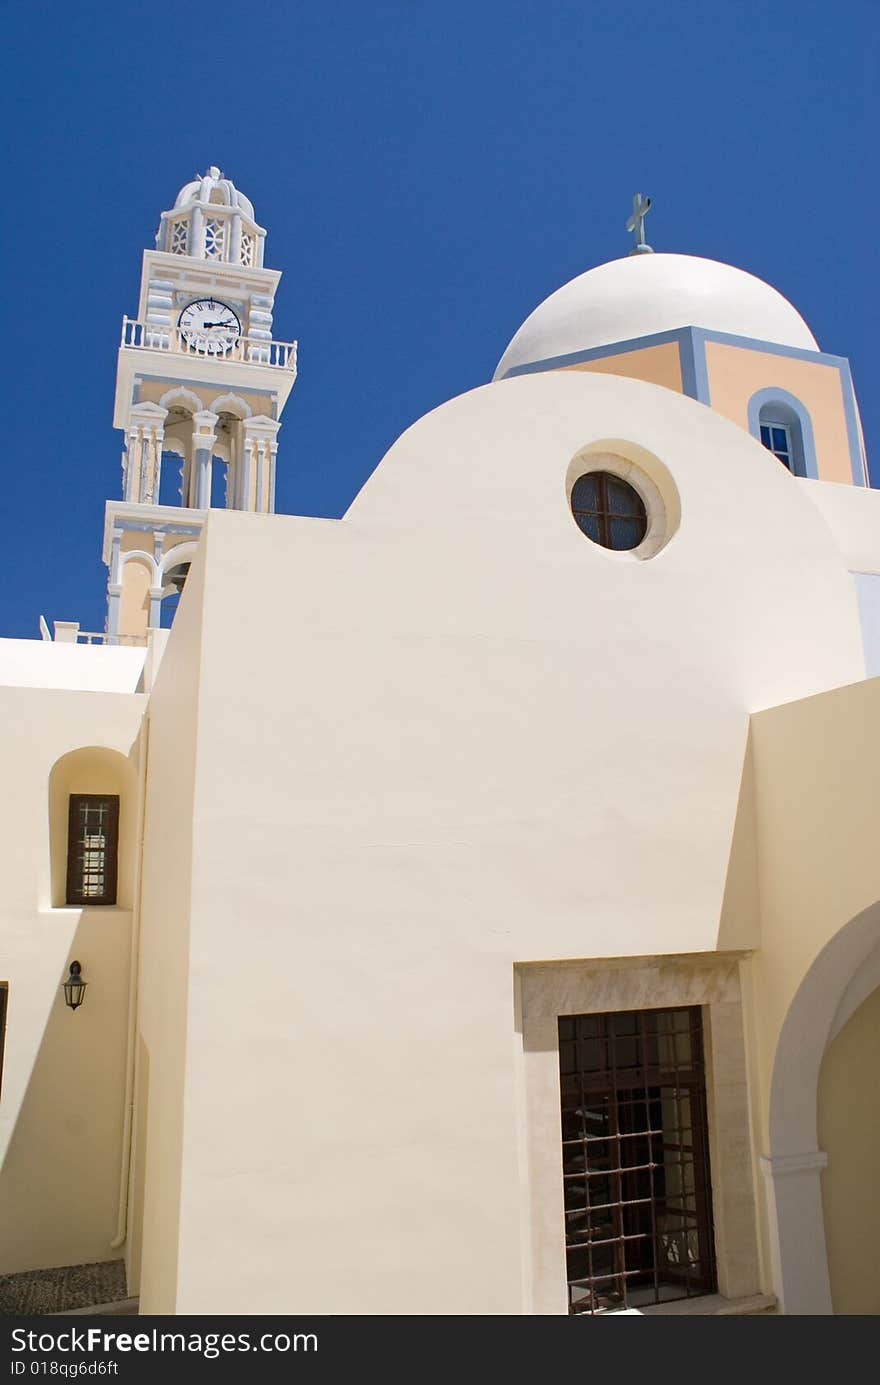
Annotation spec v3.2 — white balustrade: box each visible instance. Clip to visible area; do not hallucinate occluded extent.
[120,317,297,370]
[75,630,149,648]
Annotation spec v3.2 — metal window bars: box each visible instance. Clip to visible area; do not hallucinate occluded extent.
[558,1006,716,1314]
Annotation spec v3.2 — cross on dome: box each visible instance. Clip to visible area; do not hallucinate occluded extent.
[626,193,653,256]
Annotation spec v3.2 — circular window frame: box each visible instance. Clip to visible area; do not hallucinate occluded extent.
[565,449,673,561]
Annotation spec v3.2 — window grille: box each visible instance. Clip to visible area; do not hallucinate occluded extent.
[558,1006,716,1313]
[570,472,648,551]
[66,795,120,906]
[204,217,226,260]
[169,219,189,255]
[239,230,255,266]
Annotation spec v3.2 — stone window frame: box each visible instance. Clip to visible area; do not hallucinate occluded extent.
[565,448,676,561]
[515,952,763,1315]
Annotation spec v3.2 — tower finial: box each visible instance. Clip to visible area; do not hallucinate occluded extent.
[625,193,653,256]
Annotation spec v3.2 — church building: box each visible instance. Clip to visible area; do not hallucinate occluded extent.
[1,171,878,1316]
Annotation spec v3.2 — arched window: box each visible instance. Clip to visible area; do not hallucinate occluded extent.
[48,747,135,908]
[747,389,818,480]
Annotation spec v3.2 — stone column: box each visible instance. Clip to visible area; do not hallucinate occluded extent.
[123,427,142,502]
[761,1151,833,1314]
[126,403,169,503]
[191,410,219,510]
[106,532,123,638]
[148,532,164,629]
[190,204,206,259]
[239,416,281,513]
[266,439,279,513]
[230,211,242,266]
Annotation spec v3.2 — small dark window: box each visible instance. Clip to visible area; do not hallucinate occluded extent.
[760,421,794,471]
[66,795,120,906]
[571,472,648,551]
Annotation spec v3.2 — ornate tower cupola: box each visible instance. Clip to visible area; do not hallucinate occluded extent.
[155,165,266,269]
[104,166,298,641]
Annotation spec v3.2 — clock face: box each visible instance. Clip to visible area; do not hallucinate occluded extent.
[178,299,242,354]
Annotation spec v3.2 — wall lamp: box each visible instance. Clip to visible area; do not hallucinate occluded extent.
[62,961,87,1011]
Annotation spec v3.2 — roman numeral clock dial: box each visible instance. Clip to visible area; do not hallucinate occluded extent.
[177,298,242,354]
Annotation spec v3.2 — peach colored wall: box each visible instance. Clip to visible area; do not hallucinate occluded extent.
[704,343,854,485]
[137,379,274,417]
[119,559,150,639]
[560,341,682,393]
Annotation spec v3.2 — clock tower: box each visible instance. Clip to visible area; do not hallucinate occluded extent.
[105,166,297,638]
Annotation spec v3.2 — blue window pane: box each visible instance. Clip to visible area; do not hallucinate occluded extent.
[760,425,772,448]
[771,427,789,452]
[571,474,600,510]
[574,511,601,541]
[608,517,645,551]
[606,476,645,516]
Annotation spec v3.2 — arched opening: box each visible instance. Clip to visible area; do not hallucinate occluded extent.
[765,901,880,1313]
[209,455,229,509]
[157,542,198,629]
[158,571,187,628]
[48,747,137,909]
[747,388,817,479]
[158,447,186,508]
[158,388,206,508]
[210,396,251,511]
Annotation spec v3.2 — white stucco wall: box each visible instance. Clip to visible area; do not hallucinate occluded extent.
[0,687,146,1273]
[132,544,206,1310]
[134,370,871,1314]
[0,640,146,694]
[853,573,880,678]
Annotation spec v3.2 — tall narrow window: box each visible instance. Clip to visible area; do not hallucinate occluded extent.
[558,1006,716,1313]
[66,795,120,906]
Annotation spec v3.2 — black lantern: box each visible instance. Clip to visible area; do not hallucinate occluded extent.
[62,961,87,1011]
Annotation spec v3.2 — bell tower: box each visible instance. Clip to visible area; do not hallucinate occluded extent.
[105,166,297,638]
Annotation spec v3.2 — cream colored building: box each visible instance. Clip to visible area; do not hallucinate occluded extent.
[1,173,878,1316]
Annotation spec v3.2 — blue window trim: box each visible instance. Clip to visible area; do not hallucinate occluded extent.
[747,387,818,480]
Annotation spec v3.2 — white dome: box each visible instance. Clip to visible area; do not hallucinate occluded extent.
[494,253,818,380]
[173,166,256,221]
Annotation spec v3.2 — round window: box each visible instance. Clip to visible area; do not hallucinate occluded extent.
[570,471,647,551]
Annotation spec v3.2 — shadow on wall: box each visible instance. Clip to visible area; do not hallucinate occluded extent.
[0,740,141,1275]
[715,726,759,954]
[818,978,880,1314]
[0,909,132,1274]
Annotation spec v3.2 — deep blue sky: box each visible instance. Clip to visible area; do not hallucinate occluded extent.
[2,0,876,638]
